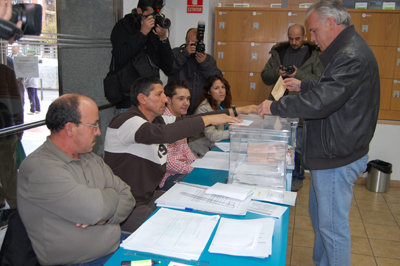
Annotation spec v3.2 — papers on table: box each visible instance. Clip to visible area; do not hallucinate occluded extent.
[248,201,288,218]
[191,151,229,170]
[232,184,297,206]
[155,183,251,215]
[206,182,254,201]
[121,208,219,261]
[209,217,275,258]
[251,186,297,206]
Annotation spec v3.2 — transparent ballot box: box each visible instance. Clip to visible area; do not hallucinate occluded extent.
[228,115,298,198]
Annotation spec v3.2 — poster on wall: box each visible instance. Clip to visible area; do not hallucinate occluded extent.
[187,0,203,13]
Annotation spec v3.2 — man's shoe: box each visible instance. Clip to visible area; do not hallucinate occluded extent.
[291,180,303,192]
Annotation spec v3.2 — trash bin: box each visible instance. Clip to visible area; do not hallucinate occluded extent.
[366,160,392,193]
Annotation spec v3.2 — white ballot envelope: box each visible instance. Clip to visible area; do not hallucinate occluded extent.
[271,76,286,100]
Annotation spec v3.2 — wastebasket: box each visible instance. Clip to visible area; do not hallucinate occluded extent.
[366,160,392,193]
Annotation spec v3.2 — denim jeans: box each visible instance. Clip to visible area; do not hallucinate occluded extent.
[71,232,130,266]
[309,155,368,266]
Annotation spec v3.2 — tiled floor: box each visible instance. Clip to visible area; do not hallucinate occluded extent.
[286,174,400,266]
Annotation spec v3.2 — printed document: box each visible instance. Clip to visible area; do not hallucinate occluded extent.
[121,208,219,261]
[155,183,251,215]
[209,217,275,258]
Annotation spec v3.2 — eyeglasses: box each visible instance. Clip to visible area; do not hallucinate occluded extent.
[79,122,100,129]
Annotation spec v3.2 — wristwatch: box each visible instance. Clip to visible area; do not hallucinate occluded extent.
[231,105,238,117]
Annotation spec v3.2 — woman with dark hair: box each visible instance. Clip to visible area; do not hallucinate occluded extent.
[189,75,253,157]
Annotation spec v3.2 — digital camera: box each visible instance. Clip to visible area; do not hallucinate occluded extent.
[195,22,205,53]
[153,12,171,29]
[0,4,42,40]
[281,65,295,75]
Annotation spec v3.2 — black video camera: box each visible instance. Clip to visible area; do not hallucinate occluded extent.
[153,11,171,29]
[0,4,42,40]
[281,65,295,75]
[195,21,205,53]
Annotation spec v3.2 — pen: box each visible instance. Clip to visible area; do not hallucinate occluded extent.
[121,259,161,266]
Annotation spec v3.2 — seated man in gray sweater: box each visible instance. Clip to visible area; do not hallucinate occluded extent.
[17,94,135,265]
[104,76,255,232]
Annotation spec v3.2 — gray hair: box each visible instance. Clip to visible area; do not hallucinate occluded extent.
[306,0,351,26]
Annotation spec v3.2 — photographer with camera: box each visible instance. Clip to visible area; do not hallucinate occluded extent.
[168,24,222,114]
[261,24,324,192]
[110,0,173,113]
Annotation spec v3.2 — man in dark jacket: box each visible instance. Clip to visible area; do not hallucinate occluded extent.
[168,27,222,114]
[110,0,173,113]
[258,1,379,265]
[261,24,324,192]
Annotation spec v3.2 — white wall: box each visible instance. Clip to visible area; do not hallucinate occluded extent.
[368,123,400,180]
[123,1,400,181]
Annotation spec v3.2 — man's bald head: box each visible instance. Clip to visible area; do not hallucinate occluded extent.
[287,24,306,50]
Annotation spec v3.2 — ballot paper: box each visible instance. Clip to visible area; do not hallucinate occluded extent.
[155,183,251,215]
[271,76,286,100]
[209,217,275,258]
[214,142,230,152]
[206,182,254,201]
[121,208,219,261]
[229,119,253,126]
[191,151,229,170]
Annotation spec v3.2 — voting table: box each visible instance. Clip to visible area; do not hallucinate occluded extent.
[105,167,290,266]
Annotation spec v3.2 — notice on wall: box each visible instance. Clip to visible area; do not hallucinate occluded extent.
[13,56,39,78]
[187,0,203,13]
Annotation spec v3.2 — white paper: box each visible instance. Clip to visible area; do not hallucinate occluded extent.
[248,200,288,218]
[229,119,253,126]
[121,208,219,261]
[155,183,251,215]
[209,217,275,258]
[13,56,39,78]
[191,151,229,170]
[233,184,297,206]
[214,142,230,152]
[206,182,254,201]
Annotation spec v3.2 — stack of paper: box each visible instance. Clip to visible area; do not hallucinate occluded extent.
[155,183,251,215]
[209,217,275,258]
[121,208,219,261]
[205,182,254,201]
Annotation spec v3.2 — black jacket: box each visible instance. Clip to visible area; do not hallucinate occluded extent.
[271,26,380,170]
[110,10,174,108]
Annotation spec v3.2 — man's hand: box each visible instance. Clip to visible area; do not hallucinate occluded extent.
[257,100,273,118]
[186,42,196,55]
[195,52,206,63]
[236,105,258,115]
[202,114,242,127]
[0,0,12,20]
[140,15,155,35]
[283,78,301,92]
[153,24,168,40]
